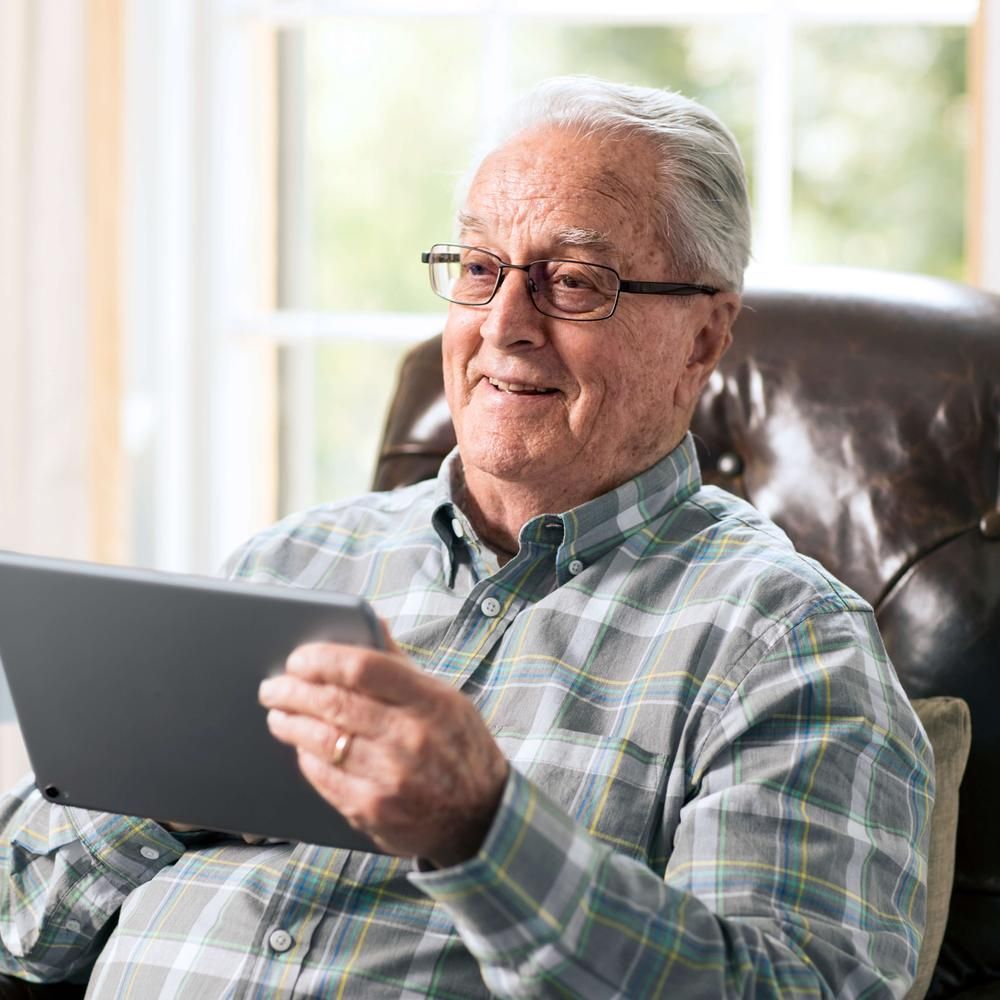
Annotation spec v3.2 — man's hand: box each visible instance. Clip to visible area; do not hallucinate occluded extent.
[257,627,509,867]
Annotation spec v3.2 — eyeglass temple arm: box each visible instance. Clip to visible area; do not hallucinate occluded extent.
[619,280,718,296]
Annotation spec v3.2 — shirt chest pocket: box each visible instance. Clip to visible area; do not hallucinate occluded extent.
[493,727,668,868]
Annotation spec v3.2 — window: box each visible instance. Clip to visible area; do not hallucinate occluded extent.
[123,0,980,573]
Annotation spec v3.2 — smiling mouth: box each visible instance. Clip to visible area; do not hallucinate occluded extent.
[486,377,557,395]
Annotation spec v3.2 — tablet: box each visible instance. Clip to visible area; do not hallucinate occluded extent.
[0,549,383,853]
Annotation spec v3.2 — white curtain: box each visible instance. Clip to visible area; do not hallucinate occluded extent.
[0,0,89,788]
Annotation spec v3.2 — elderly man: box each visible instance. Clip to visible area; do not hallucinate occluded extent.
[1,77,931,998]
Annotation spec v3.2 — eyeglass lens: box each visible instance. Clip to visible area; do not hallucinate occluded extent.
[427,244,620,320]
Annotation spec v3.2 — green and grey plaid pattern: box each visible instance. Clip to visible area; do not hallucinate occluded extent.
[0,434,932,998]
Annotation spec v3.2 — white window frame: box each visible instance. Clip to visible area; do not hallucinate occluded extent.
[124,0,990,574]
[125,0,277,572]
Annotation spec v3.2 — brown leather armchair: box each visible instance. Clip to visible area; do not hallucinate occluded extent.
[2,267,997,998]
[373,267,1000,999]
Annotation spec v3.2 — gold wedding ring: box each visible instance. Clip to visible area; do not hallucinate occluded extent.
[331,731,353,767]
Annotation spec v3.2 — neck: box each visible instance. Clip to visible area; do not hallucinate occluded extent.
[455,430,691,564]
[458,467,612,566]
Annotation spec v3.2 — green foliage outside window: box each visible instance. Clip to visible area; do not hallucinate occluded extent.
[792,25,967,279]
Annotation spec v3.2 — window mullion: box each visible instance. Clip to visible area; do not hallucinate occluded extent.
[277,29,318,516]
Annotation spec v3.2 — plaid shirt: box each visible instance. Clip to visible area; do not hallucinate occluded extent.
[0,434,932,998]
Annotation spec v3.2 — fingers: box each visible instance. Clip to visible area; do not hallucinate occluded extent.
[159,820,202,833]
[294,750,393,848]
[292,745,494,861]
[283,641,426,706]
[266,705,425,780]
[266,708,370,772]
[258,674,385,739]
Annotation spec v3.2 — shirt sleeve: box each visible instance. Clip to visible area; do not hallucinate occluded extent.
[410,607,934,999]
[0,776,186,983]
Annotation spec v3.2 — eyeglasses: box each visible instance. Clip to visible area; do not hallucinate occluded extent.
[421,243,718,322]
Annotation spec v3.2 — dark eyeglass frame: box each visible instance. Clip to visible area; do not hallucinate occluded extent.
[421,243,719,322]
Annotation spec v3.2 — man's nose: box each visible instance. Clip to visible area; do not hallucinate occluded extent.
[478,266,548,350]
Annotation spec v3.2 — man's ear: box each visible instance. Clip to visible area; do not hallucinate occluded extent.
[675,293,739,411]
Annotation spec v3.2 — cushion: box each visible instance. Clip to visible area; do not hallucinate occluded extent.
[906,697,972,1000]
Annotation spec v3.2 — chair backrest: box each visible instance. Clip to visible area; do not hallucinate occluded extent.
[373,267,1000,997]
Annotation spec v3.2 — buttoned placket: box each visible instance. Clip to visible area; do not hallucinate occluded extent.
[237,843,353,993]
[425,517,564,692]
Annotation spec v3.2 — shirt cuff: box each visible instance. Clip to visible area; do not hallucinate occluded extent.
[408,767,606,964]
[66,808,186,888]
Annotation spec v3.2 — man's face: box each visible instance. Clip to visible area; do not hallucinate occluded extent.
[442,125,738,505]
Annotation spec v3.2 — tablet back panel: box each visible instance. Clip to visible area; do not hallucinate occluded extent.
[0,550,382,852]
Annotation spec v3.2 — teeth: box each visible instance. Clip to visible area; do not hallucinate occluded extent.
[488,377,551,394]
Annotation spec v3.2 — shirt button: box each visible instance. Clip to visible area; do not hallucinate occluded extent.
[481,596,501,618]
[268,928,294,953]
[139,846,160,861]
[451,517,465,538]
[568,559,585,576]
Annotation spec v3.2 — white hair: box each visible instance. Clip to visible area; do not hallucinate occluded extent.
[460,76,752,292]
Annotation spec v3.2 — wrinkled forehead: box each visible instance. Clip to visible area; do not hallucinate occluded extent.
[459,126,663,270]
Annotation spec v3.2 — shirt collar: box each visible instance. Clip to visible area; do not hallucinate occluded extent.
[431,433,703,583]
[430,450,497,585]
[554,432,702,568]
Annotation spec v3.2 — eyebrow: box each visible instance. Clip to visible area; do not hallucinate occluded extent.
[455,213,620,263]
[456,211,488,237]
[553,227,618,261]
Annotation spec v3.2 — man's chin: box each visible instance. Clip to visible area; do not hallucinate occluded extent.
[461,450,536,483]
[458,438,552,486]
